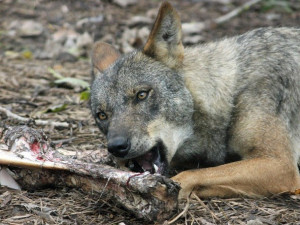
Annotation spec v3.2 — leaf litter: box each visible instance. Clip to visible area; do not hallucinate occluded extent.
[0,0,300,224]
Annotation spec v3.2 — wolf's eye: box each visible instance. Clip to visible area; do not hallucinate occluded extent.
[98,112,107,120]
[137,91,148,101]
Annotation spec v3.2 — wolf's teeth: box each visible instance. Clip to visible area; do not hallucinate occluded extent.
[128,160,134,170]
[153,164,158,173]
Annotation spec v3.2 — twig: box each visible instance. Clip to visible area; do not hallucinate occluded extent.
[192,193,220,222]
[99,176,111,198]
[0,147,179,221]
[51,137,76,145]
[0,106,74,128]
[167,197,190,224]
[214,0,263,25]
[182,0,263,35]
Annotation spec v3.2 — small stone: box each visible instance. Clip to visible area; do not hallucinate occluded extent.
[61,5,69,13]
[137,27,150,42]
[128,16,152,27]
[64,36,77,49]
[18,20,44,37]
[265,13,281,21]
[113,0,137,8]
[52,28,78,43]
[122,28,138,45]
[47,11,64,24]
[76,32,93,49]
[70,177,77,185]
[56,52,78,63]
[7,20,20,30]
[36,39,62,59]
[184,35,204,45]
[247,218,264,225]
[146,8,158,19]
[76,15,104,29]
[120,28,137,53]
[182,22,206,35]
[211,0,232,4]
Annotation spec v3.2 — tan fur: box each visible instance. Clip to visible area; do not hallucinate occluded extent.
[182,42,237,127]
[92,41,120,72]
[143,2,184,69]
[147,117,193,162]
[173,110,300,198]
[90,2,300,200]
[230,111,292,158]
[174,157,300,198]
[147,2,300,199]
[172,50,300,198]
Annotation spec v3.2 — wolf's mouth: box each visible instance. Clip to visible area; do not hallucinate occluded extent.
[126,142,167,175]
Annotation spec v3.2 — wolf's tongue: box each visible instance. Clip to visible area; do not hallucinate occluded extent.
[135,151,154,173]
[136,159,153,172]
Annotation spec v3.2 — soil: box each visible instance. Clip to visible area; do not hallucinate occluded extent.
[0,0,300,224]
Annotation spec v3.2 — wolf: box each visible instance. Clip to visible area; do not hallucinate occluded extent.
[90,2,300,199]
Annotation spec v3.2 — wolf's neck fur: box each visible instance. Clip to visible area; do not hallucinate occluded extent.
[182,39,238,118]
[176,39,239,164]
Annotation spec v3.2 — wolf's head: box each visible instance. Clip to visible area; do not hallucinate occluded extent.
[90,2,193,175]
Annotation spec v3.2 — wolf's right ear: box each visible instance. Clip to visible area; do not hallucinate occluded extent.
[91,41,120,77]
[143,1,183,69]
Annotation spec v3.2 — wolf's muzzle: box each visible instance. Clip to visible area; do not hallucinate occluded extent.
[107,136,130,157]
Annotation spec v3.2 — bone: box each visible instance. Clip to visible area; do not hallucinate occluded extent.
[0,125,179,222]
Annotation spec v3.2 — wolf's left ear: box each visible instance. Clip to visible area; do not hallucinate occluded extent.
[91,41,121,74]
[143,2,183,69]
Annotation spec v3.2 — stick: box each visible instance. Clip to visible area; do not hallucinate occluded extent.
[182,0,263,35]
[167,197,190,224]
[0,124,179,222]
[193,193,220,222]
[0,148,179,221]
[214,0,263,25]
[0,106,74,128]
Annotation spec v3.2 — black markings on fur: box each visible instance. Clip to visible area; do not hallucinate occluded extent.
[225,151,242,163]
[163,32,171,41]
[276,76,286,114]
[236,34,246,44]
[149,101,160,116]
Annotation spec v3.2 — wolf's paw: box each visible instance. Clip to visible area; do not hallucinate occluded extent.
[171,171,195,200]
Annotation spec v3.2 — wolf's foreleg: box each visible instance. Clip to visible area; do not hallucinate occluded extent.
[172,111,300,199]
[172,156,300,199]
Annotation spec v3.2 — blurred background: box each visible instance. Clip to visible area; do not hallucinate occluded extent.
[0,0,299,224]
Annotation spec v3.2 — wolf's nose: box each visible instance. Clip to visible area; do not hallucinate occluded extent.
[107,137,130,157]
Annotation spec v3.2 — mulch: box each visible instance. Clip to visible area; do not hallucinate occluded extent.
[0,0,300,224]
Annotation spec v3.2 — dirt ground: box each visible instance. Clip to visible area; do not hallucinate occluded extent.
[0,0,300,224]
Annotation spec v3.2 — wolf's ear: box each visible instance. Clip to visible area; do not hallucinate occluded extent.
[91,41,121,73]
[143,1,183,69]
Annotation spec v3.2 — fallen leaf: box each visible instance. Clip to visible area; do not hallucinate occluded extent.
[0,191,12,207]
[48,67,64,79]
[5,50,21,59]
[0,167,21,190]
[293,189,300,195]
[54,77,89,89]
[44,104,68,113]
[22,50,33,59]
[80,90,90,101]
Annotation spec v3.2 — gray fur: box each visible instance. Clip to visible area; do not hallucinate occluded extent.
[172,27,300,168]
[91,27,300,171]
[91,52,194,161]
